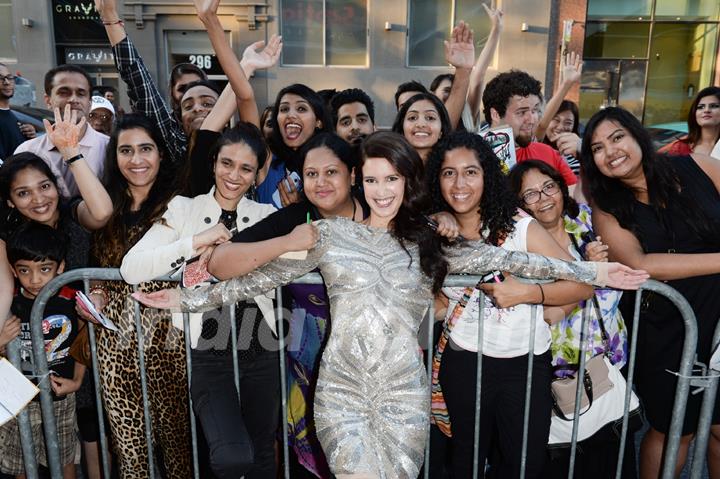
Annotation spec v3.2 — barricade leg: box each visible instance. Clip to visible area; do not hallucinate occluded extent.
[6,338,39,479]
[182,312,200,479]
[276,287,291,479]
[472,292,485,478]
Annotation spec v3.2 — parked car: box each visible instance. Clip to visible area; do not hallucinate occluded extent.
[9,75,36,107]
[647,122,688,151]
[10,105,53,134]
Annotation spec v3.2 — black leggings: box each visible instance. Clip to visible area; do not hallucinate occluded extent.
[437,343,552,478]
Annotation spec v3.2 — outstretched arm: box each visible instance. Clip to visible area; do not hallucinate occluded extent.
[466,3,503,125]
[133,222,328,312]
[444,21,475,129]
[447,240,648,289]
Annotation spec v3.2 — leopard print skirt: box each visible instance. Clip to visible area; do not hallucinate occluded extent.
[95,281,192,478]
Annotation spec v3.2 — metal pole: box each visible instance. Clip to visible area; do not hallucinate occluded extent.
[229,303,241,401]
[472,291,485,478]
[615,290,643,479]
[520,304,539,478]
[688,317,720,479]
[132,285,156,479]
[182,312,200,479]
[567,301,592,478]
[29,281,65,478]
[6,338,39,479]
[424,303,433,479]
[83,279,111,479]
[276,286,290,479]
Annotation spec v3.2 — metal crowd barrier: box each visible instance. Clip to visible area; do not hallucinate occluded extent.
[4,269,712,478]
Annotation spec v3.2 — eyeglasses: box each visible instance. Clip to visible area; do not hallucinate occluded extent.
[89,112,112,121]
[0,75,16,84]
[697,103,720,111]
[521,181,560,205]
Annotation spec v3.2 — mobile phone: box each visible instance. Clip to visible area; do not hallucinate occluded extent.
[481,271,505,284]
[423,215,466,242]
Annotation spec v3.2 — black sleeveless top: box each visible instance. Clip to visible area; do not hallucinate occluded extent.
[622,155,720,365]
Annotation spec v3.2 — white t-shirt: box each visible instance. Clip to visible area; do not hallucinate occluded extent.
[443,216,551,357]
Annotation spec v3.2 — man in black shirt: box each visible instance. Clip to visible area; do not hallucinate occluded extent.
[0,62,35,162]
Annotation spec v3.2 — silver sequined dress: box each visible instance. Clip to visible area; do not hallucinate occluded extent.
[180,218,597,478]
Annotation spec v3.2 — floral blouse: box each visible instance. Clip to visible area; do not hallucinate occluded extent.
[552,203,628,376]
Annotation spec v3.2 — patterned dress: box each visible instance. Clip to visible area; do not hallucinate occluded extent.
[179,218,599,477]
[552,203,627,374]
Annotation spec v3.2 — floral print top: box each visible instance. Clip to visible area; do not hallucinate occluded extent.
[552,203,628,377]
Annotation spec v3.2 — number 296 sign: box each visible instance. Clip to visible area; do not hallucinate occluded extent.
[189,54,212,70]
[172,54,222,75]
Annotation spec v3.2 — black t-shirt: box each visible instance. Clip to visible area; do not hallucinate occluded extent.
[0,108,25,161]
[12,286,79,399]
[187,129,221,197]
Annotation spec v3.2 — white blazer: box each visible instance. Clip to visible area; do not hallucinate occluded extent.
[121,188,277,347]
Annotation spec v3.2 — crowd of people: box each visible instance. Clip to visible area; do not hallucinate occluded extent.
[0,0,719,478]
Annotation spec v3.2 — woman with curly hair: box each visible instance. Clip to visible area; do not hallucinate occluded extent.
[661,86,720,156]
[426,130,594,478]
[83,113,192,478]
[581,107,720,477]
[133,131,647,478]
[392,92,452,163]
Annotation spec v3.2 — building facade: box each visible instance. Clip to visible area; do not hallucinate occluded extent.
[1,0,718,127]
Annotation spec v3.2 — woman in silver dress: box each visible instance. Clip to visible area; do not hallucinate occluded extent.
[133,131,647,479]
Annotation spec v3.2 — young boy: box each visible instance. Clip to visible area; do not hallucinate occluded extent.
[0,222,84,479]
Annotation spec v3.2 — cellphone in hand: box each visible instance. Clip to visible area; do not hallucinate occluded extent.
[481,271,505,284]
[580,231,597,244]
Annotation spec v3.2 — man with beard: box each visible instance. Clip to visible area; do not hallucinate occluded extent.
[14,65,108,198]
[482,69,577,186]
[0,63,36,162]
[330,88,375,145]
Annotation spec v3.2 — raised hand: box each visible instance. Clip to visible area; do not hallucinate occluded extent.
[193,0,220,23]
[444,21,475,70]
[560,51,583,85]
[241,35,283,73]
[482,2,504,31]
[585,237,609,262]
[94,0,119,21]
[0,315,21,350]
[555,132,581,157]
[43,104,85,161]
[132,288,182,311]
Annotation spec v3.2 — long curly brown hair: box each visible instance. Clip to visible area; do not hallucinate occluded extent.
[92,114,179,267]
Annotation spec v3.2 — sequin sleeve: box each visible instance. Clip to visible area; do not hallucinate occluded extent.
[446,240,599,285]
[180,221,330,312]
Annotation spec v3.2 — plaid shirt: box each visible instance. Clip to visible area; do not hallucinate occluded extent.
[112,36,187,164]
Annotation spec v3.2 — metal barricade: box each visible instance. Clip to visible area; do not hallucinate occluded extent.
[5,270,709,478]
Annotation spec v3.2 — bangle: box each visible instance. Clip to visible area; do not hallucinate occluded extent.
[102,18,125,26]
[537,284,545,304]
[65,153,83,165]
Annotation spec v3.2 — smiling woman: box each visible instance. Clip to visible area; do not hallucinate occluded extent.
[581,106,720,478]
[392,92,451,163]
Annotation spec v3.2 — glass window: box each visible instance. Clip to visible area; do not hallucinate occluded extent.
[281,0,323,65]
[584,22,650,59]
[281,0,367,66]
[587,0,652,20]
[655,0,720,21]
[0,1,15,60]
[408,0,452,66]
[326,0,368,65]
[644,23,719,126]
[408,0,491,67]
